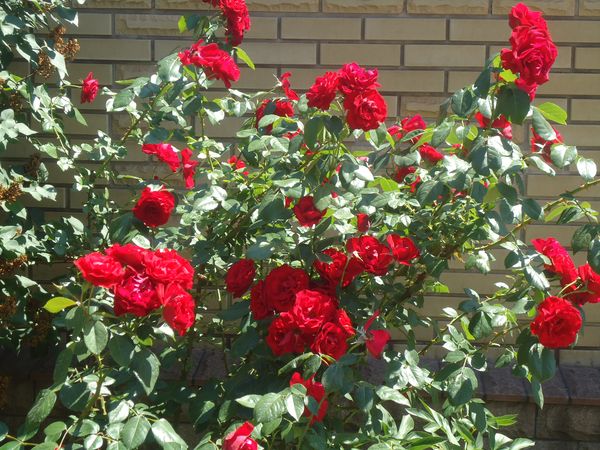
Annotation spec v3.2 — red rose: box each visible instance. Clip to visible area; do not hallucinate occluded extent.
[346,236,393,276]
[532,238,577,285]
[335,309,355,337]
[419,144,444,164]
[255,99,294,134]
[180,148,198,189]
[105,243,151,272]
[293,196,326,227]
[311,322,348,360]
[390,114,427,144]
[290,372,328,424]
[356,213,370,232]
[531,127,562,164]
[337,62,379,96]
[386,235,420,265]
[178,41,240,88]
[227,156,249,176]
[292,289,338,337]
[250,280,273,320]
[142,143,180,172]
[307,71,339,110]
[144,249,195,290]
[501,5,557,98]
[394,166,420,193]
[75,252,125,288]
[313,248,364,288]
[223,422,257,450]
[225,259,255,298]
[343,89,387,131]
[162,283,196,336]
[133,186,175,228]
[475,112,513,140]
[264,265,309,312]
[571,264,600,305]
[280,72,299,101]
[266,312,305,356]
[113,271,161,317]
[363,310,391,358]
[530,296,582,348]
[220,0,251,47]
[81,72,99,104]
[508,3,548,30]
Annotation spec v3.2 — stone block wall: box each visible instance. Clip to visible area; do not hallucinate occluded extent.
[4,0,600,363]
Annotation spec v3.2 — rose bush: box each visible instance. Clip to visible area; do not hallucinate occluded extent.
[3,2,600,450]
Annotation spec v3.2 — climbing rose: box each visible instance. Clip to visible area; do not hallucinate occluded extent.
[266,312,305,356]
[250,280,273,320]
[335,309,355,337]
[572,264,600,305]
[509,2,547,29]
[290,372,329,424]
[133,186,175,228]
[162,283,196,336]
[113,272,161,317]
[144,249,195,290]
[386,235,420,265]
[255,99,294,134]
[311,322,348,360]
[313,248,364,288]
[419,144,444,164]
[223,422,257,450]
[220,0,251,47]
[106,243,151,272]
[475,112,513,140]
[142,143,180,172]
[337,62,379,96]
[81,72,99,104]
[292,289,338,337]
[363,310,391,358]
[293,196,326,227]
[390,114,427,144]
[280,72,298,101]
[531,127,563,164]
[178,41,240,88]
[264,265,310,312]
[225,259,256,298]
[75,252,124,288]
[180,148,198,189]
[307,71,339,110]
[532,237,577,286]
[343,89,387,131]
[347,235,393,276]
[356,213,370,232]
[530,296,582,348]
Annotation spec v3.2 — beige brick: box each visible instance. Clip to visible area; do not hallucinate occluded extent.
[69,63,113,84]
[365,18,446,41]
[245,17,279,40]
[240,42,317,65]
[558,124,600,147]
[576,47,600,69]
[407,0,489,15]
[321,43,401,67]
[400,95,448,118]
[571,99,600,122]
[65,13,112,36]
[278,68,327,88]
[527,174,600,197]
[116,14,185,37]
[580,0,600,16]
[154,0,210,9]
[493,0,575,15]
[32,263,71,281]
[21,188,67,209]
[115,63,155,81]
[63,113,109,135]
[324,0,403,13]
[202,116,246,139]
[560,349,600,366]
[525,224,578,243]
[82,0,151,8]
[546,20,600,43]
[446,69,476,93]
[236,68,281,90]
[154,40,186,60]
[383,95,399,117]
[538,74,600,96]
[405,45,486,67]
[450,19,507,41]
[489,45,571,69]
[439,271,506,295]
[379,70,446,93]
[78,38,151,61]
[281,18,362,40]
[156,0,318,11]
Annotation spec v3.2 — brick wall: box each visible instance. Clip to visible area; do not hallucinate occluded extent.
[5,0,600,363]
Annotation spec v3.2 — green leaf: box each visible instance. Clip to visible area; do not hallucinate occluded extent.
[531,108,556,141]
[43,297,77,314]
[577,157,597,181]
[550,144,577,168]
[151,419,186,450]
[496,85,530,124]
[158,53,182,82]
[431,120,452,147]
[0,422,7,442]
[236,47,255,70]
[469,312,492,339]
[177,16,187,33]
[537,102,567,125]
[448,367,477,406]
[132,348,160,395]
[304,116,323,150]
[53,347,73,384]
[572,225,599,253]
[254,393,285,424]
[416,180,444,205]
[528,344,556,382]
[588,239,600,274]
[285,392,305,421]
[108,335,135,366]
[451,88,475,117]
[112,89,135,109]
[121,415,150,449]
[235,395,261,409]
[59,382,90,411]
[83,321,108,355]
[375,386,410,406]
[108,401,131,423]
[522,198,543,220]
[23,389,56,434]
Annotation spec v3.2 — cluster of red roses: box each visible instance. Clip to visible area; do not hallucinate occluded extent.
[178,40,240,88]
[529,237,600,348]
[202,0,251,47]
[74,244,196,336]
[501,2,557,99]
